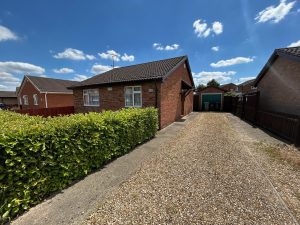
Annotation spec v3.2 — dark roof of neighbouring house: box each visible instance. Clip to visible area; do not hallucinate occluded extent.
[238,79,256,86]
[198,86,226,93]
[254,47,300,86]
[22,75,79,93]
[69,56,194,88]
[277,47,300,58]
[0,91,17,98]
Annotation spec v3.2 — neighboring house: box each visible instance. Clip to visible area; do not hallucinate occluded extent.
[254,47,300,116]
[18,75,78,109]
[238,79,257,94]
[0,91,18,107]
[69,56,194,128]
[220,83,238,92]
[198,86,225,111]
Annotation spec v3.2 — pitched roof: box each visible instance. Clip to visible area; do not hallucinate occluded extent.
[254,47,300,86]
[0,91,17,98]
[25,75,78,93]
[239,79,255,86]
[70,56,193,88]
[277,47,300,58]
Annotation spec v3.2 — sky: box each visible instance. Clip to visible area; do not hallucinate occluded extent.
[0,0,300,91]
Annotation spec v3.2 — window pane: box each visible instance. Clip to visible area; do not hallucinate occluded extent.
[125,94,133,106]
[125,87,133,95]
[134,93,141,106]
[133,87,141,92]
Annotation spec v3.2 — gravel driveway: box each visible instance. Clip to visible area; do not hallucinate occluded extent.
[86,113,299,225]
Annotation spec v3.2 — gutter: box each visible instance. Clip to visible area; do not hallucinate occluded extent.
[45,92,48,108]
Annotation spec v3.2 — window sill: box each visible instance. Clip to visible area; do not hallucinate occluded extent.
[84,105,100,107]
[125,105,142,108]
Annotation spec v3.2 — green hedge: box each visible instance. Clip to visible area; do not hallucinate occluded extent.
[0,108,158,223]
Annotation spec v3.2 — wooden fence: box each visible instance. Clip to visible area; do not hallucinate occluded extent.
[15,106,74,117]
[230,92,300,146]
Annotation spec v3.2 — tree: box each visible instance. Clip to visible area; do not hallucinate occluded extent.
[207,79,220,87]
[196,84,206,91]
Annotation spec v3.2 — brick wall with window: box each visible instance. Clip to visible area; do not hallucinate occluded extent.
[73,81,158,113]
[18,79,46,109]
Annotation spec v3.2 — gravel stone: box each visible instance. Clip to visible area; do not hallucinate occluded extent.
[85,113,299,225]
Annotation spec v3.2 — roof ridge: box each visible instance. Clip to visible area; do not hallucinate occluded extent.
[83,55,187,83]
[26,75,79,83]
[112,55,186,70]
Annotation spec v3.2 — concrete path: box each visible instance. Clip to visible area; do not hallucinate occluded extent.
[11,112,199,225]
[86,113,299,225]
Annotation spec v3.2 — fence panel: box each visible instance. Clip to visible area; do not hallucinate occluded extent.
[257,111,300,143]
[16,106,74,117]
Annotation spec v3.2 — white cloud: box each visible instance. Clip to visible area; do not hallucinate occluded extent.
[287,40,300,47]
[0,25,18,42]
[0,72,21,91]
[193,71,236,85]
[98,50,135,62]
[53,67,74,74]
[53,48,95,60]
[153,43,180,51]
[212,21,223,35]
[211,46,220,52]
[91,64,113,74]
[0,61,45,74]
[98,50,121,61]
[237,76,256,84]
[73,74,90,81]
[255,0,296,23]
[193,19,223,38]
[210,57,254,68]
[193,19,210,38]
[121,53,135,62]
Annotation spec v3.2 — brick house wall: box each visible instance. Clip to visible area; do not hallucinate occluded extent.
[160,63,193,128]
[73,62,194,129]
[238,81,256,94]
[221,83,237,92]
[73,81,158,113]
[257,57,300,115]
[18,79,46,109]
[18,78,75,109]
[0,97,17,105]
[46,94,74,108]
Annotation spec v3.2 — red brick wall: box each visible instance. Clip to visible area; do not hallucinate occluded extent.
[47,94,74,108]
[73,61,194,129]
[160,63,193,128]
[18,79,46,109]
[73,81,158,113]
[18,78,75,109]
[257,57,300,115]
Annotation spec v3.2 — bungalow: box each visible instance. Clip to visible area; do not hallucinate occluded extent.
[18,75,78,109]
[69,56,195,128]
[254,47,300,116]
[0,91,18,108]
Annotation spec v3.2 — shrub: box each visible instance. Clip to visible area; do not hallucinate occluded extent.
[0,108,158,223]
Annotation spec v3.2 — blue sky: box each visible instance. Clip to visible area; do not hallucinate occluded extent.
[0,0,299,90]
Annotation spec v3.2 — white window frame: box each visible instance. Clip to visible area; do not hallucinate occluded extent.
[83,89,100,106]
[124,86,142,107]
[19,97,22,105]
[23,95,29,105]
[33,94,38,105]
